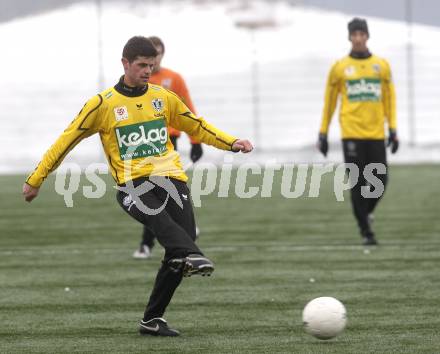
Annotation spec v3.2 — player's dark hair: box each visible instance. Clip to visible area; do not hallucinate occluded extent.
[122,36,158,62]
[148,36,165,54]
[348,18,369,38]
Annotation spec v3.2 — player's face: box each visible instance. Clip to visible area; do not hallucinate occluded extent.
[122,56,155,87]
[153,45,164,74]
[349,30,368,52]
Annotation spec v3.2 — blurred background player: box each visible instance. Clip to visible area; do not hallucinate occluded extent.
[133,36,203,259]
[317,18,399,245]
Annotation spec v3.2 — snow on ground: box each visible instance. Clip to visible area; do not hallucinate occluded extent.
[1,0,439,173]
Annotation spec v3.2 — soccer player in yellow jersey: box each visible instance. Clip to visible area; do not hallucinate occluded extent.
[22,36,253,336]
[318,18,399,246]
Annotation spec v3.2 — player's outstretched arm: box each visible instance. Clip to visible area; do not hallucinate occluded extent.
[232,139,253,153]
[24,95,101,194]
[23,183,40,203]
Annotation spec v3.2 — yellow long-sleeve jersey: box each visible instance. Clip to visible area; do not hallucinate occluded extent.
[319,54,397,139]
[26,81,237,187]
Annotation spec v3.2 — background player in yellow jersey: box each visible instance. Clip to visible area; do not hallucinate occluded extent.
[22,36,253,336]
[318,18,399,245]
[133,36,202,259]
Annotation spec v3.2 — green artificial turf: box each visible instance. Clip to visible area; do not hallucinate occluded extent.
[1,165,439,353]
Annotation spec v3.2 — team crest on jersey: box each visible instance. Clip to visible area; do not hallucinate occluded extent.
[151,98,164,112]
[114,106,129,122]
[372,64,381,73]
[344,66,356,76]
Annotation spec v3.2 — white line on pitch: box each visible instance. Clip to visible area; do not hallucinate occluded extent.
[0,243,434,256]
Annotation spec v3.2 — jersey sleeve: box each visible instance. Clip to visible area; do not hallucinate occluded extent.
[382,59,397,130]
[26,95,103,187]
[319,61,340,134]
[166,91,236,151]
[173,73,200,144]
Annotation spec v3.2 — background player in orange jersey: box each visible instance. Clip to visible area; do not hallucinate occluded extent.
[133,36,203,259]
[149,36,202,157]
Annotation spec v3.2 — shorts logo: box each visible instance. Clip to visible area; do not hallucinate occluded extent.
[346,78,381,102]
[122,194,136,211]
[347,141,356,152]
[347,141,357,157]
[115,119,168,160]
[151,98,164,112]
[114,106,129,121]
[123,194,132,206]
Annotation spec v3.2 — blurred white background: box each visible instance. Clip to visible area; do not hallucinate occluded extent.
[1,0,439,173]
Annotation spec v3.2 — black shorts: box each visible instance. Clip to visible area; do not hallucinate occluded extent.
[116,176,199,259]
[342,139,387,168]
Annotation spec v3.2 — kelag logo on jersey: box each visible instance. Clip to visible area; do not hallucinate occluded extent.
[115,119,168,160]
[346,78,381,102]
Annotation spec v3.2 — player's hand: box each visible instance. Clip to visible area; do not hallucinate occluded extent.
[232,139,253,153]
[317,133,328,157]
[190,143,203,162]
[23,183,39,203]
[387,129,399,154]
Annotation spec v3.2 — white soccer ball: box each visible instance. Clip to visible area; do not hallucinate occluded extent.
[302,296,347,340]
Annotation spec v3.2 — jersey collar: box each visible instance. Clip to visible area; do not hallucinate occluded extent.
[349,50,372,59]
[114,76,148,97]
